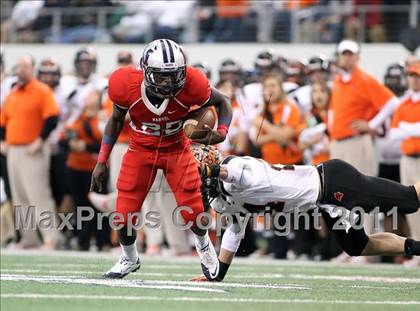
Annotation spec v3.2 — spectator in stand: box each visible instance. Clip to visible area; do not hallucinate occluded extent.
[57,0,114,43]
[313,0,350,43]
[210,0,249,42]
[390,63,420,267]
[0,55,61,249]
[197,0,217,42]
[272,0,319,42]
[350,0,386,42]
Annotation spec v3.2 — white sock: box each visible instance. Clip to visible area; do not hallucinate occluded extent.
[194,232,210,250]
[120,243,138,262]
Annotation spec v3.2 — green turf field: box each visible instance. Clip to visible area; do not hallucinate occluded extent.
[1,251,419,311]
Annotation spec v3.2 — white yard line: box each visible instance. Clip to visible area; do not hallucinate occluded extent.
[0,270,413,290]
[1,293,420,305]
[2,269,420,284]
[0,249,411,270]
[0,274,226,293]
[0,274,310,290]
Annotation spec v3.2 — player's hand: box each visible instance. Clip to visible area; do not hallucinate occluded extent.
[0,140,8,156]
[351,120,374,135]
[192,125,226,145]
[190,275,210,282]
[90,162,107,192]
[27,137,43,156]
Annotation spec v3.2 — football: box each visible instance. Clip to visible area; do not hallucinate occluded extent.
[183,107,217,139]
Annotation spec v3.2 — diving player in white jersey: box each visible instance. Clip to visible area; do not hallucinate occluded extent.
[190,145,420,282]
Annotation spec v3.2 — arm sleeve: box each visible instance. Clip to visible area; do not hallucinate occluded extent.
[40,116,58,140]
[399,122,420,137]
[389,127,410,141]
[0,127,5,140]
[298,123,327,143]
[389,106,406,140]
[220,223,245,253]
[0,106,6,140]
[0,105,7,128]
[368,96,400,130]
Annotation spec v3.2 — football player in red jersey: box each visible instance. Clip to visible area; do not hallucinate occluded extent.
[90,39,232,278]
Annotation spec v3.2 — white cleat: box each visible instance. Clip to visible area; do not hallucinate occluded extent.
[196,242,219,280]
[103,255,141,279]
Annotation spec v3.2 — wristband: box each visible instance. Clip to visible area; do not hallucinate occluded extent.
[97,142,112,164]
[217,124,229,138]
[215,260,230,281]
[204,164,220,178]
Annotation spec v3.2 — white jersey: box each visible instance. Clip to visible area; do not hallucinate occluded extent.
[60,74,107,126]
[211,156,320,215]
[288,84,312,113]
[47,82,75,146]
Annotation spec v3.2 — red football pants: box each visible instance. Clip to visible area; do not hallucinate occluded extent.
[115,142,203,227]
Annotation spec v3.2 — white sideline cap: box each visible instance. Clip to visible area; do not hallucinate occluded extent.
[337,40,360,54]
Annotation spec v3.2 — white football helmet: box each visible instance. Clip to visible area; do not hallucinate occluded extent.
[140,39,187,98]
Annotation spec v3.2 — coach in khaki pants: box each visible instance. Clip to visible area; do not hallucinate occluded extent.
[391,63,420,266]
[328,40,399,259]
[0,55,60,249]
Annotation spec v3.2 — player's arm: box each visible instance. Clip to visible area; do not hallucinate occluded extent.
[202,158,254,188]
[90,104,127,192]
[198,221,244,282]
[193,87,232,145]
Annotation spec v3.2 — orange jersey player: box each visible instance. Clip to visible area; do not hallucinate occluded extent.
[90,39,232,279]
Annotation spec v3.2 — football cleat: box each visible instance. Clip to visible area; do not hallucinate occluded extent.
[103,255,141,279]
[196,242,220,281]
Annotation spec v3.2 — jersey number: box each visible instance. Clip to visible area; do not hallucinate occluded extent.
[141,121,183,136]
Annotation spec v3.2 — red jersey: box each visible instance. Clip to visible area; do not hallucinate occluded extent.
[108,65,211,148]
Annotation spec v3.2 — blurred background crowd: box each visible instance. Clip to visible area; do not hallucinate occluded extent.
[0,0,419,267]
[0,0,419,45]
